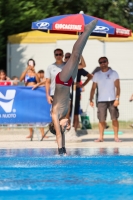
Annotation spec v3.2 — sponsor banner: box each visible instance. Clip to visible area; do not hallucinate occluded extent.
[0,86,51,124]
[53,23,84,31]
[116,28,131,36]
[53,24,112,33]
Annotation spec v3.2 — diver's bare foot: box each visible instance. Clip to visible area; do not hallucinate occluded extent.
[94,139,104,142]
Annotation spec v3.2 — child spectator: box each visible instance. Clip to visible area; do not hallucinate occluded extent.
[32,70,46,89]
[0,70,11,86]
[12,76,19,85]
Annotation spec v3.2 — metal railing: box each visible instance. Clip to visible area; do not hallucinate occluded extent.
[1,79,133,130]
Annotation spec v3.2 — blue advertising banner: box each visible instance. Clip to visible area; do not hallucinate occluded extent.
[0,86,52,124]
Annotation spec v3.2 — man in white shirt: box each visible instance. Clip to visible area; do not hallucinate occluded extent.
[90,57,121,142]
[45,49,66,104]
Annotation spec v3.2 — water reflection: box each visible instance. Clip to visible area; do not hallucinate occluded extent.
[0,148,133,157]
[0,148,133,200]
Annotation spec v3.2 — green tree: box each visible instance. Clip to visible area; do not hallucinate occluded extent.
[86,0,133,30]
[0,0,89,68]
[0,0,133,70]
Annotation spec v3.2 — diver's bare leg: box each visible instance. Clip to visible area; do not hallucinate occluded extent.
[52,114,62,148]
[59,19,97,82]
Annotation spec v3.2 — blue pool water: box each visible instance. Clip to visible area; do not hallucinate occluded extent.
[0,148,133,200]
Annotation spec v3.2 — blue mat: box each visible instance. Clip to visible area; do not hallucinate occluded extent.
[104,131,123,135]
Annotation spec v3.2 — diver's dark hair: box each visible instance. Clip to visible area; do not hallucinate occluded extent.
[49,122,56,135]
[49,122,64,135]
[27,58,36,66]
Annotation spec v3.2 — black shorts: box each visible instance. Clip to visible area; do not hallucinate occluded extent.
[74,95,80,115]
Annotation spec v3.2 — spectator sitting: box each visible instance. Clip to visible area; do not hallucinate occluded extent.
[12,76,19,85]
[0,70,11,85]
[38,70,45,82]
[32,70,46,89]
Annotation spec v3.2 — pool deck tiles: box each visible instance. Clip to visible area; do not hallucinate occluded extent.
[0,129,132,149]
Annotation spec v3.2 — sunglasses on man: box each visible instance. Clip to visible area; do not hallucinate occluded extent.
[55,53,63,57]
[99,60,107,64]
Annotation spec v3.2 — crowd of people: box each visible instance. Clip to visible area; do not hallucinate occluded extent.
[0,59,48,140]
[0,20,132,155]
[0,69,19,86]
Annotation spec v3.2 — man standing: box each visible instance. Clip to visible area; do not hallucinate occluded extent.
[90,57,121,142]
[73,68,92,131]
[64,53,92,131]
[91,66,112,129]
[46,49,65,104]
[64,53,86,69]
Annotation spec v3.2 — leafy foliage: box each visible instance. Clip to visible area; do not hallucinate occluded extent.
[0,0,133,69]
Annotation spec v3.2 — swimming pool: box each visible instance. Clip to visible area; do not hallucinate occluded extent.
[0,148,133,200]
